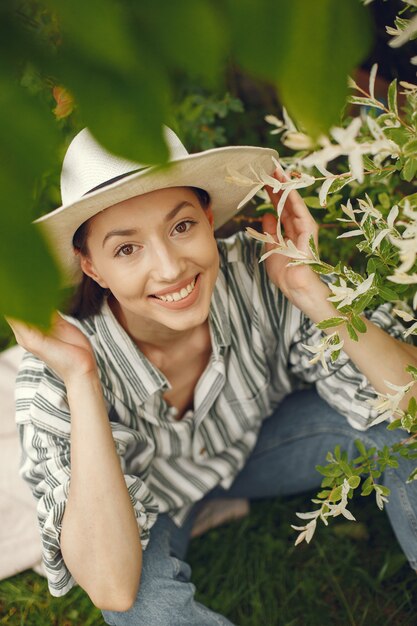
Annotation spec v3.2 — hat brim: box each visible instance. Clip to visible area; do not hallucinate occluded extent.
[35,144,278,284]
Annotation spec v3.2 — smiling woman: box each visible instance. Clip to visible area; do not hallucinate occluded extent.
[75,187,219,342]
[71,186,211,319]
[8,126,417,625]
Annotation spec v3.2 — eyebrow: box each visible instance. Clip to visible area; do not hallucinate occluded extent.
[102,200,195,247]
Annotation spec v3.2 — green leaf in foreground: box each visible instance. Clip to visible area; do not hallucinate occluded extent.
[271,0,373,137]
[316,317,346,330]
[351,315,367,333]
[0,205,60,328]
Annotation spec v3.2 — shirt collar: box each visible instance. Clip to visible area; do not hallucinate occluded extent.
[95,277,231,407]
[208,271,231,357]
[96,299,168,407]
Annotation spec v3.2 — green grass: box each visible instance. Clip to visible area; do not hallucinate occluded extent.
[1,493,416,626]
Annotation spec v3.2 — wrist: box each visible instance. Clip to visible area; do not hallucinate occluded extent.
[65,368,101,396]
[289,279,335,322]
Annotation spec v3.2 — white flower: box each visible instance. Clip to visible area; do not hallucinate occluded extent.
[389,14,417,47]
[400,80,417,93]
[394,308,415,323]
[276,173,317,218]
[337,198,398,248]
[225,162,283,209]
[313,163,337,207]
[292,479,357,546]
[375,486,389,511]
[370,205,398,251]
[301,117,399,183]
[388,200,417,273]
[264,114,284,135]
[390,236,417,273]
[404,322,417,339]
[291,518,318,546]
[324,480,356,521]
[282,132,314,151]
[329,118,365,182]
[370,379,416,425]
[326,501,356,521]
[394,309,417,338]
[327,273,375,309]
[245,227,313,264]
[245,227,278,246]
[282,107,298,132]
[388,272,417,285]
[387,204,400,228]
[339,199,358,222]
[357,194,384,225]
[388,272,417,310]
[301,332,344,374]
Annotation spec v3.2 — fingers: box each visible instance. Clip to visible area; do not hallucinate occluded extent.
[271,166,288,184]
[262,163,319,253]
[5,316,45,354]
[261,212,277,236]
[5,312,63,351]
[6,316,32,339]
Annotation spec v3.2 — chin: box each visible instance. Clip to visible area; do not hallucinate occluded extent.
[157,306,210,332]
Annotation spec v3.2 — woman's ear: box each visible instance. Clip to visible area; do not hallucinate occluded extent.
[206,206,214,230]
[77,251,109,288]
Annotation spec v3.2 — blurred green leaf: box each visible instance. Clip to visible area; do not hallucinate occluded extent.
[130,0,227,86]
[0,182,60,327]
[43,0,171,164]
[273,0,373,137]
[226,0,373,136]
[0,0,377,329]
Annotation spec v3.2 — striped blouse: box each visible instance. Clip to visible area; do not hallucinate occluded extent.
[15,231,406,596]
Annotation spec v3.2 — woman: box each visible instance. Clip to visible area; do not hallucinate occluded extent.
[9,127,417,625]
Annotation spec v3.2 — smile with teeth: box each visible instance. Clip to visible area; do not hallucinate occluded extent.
[154,276,197,302]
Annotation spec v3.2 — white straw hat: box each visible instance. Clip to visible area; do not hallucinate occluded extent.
[35,126,278,284]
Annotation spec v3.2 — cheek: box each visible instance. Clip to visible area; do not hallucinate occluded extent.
[193,230,218,264]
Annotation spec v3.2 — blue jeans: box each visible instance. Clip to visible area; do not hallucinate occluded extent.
[102,389,417,625]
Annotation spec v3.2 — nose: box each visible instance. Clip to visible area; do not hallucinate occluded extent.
[150,241,186,283]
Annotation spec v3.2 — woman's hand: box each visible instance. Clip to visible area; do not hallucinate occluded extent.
[6,313,97,385]
[262,168,325,308]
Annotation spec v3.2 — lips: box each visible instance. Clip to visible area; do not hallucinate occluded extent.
[153,276,197,302]
[150,273,202,310]
[151,274,198,297]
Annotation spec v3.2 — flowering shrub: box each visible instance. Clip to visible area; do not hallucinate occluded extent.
[235,0,417,544]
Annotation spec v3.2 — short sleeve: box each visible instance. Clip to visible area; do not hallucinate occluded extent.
[15,353,159,597]
[288,303,410,431]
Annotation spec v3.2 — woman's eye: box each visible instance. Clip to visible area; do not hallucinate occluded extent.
[174,220,196,235]
[116,244,138,257]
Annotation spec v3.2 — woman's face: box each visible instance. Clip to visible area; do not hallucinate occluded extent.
[80,186,219,336]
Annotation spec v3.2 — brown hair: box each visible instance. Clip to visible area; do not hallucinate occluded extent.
[68,187,211,319]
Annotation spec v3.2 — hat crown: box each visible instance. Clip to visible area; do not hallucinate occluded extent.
[60,127,189,205]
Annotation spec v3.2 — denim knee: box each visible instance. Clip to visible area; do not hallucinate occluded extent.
[101,514,234,626]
